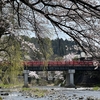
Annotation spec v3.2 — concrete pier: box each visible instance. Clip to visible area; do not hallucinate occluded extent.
[23,70,29,87]
[66,71,70,86]
[66,69,75,87]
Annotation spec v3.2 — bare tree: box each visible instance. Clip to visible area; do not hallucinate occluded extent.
[1,0,100,58]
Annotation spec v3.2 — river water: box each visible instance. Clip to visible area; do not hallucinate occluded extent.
[1,86,100,100]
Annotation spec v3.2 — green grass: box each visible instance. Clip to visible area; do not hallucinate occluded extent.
[93,86,100,90]
[0,83,48,98]
[21,87,48,98]
[0,83,23,88]
[22,87,31,91]
[0,97,2,100]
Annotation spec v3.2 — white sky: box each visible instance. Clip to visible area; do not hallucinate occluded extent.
[19,23,69,40]
[28,30,70,40]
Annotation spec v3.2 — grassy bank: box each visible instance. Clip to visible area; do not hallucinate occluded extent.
[93,86,100,91]
[21,87,49,98]
[0,83,23,88]
[0,97,2,100]
[0,83,49,98]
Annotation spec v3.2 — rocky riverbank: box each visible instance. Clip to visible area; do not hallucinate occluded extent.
[20,87,50,98]
[19,87,100,100]
[1,86,100,100]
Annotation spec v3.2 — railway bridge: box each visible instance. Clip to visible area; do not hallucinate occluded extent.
[23,60,100,87]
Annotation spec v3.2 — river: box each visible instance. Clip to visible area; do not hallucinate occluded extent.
[1,86,100,100]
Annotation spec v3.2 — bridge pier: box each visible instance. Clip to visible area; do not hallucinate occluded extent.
[66,69,75,87]
[23,70,29,87]
[66,71,70,86]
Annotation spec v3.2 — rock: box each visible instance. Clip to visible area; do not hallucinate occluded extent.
[35,94,38,98]
[1,92,9,96]
[73,94,77,97]
[49,95,53,97]
[54,98,60,100]
[79,96,84,100]
[51,88,54,90]
[86,96,95,100]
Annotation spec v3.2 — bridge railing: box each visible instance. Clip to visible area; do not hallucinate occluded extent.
[23,61,44,66]
[23,61,94,67]
[48,61,93,66]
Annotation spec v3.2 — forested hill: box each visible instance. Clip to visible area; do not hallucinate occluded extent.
[21,35,77,57]
[52,38,76,56]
